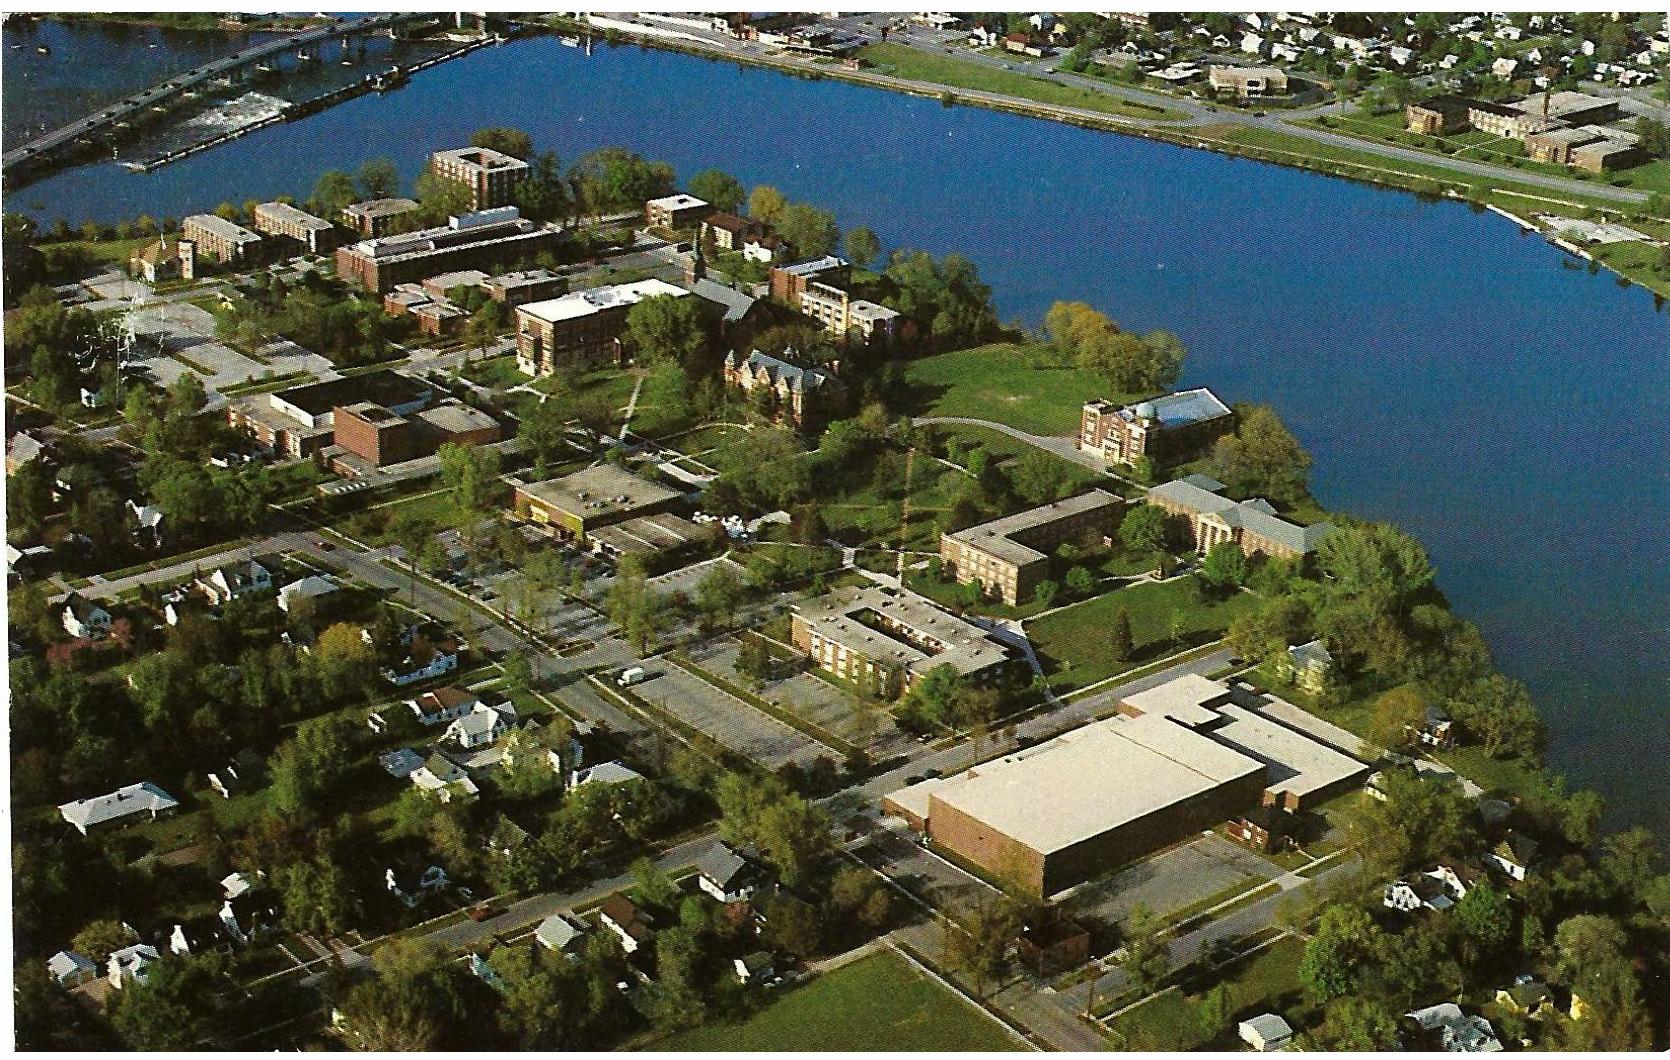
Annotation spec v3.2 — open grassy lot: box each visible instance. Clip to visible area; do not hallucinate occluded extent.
[1104,934,1307,1050]
[460,354,527,391]
[1027,578,1258,691]
[654,949,1024,1052]
[902,342,1145,436]
[860,43,1184,123]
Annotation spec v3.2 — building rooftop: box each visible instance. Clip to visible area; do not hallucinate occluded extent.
[415,401,497,435]
[1122,672,1236,723]
[517,278,688,325]
[848,299,901,323]
[58,782,178,831]
[918,712,1266,856]
[777,254,848,277]
[432,145,529,172]
[343,197,419,219]
[424,269,491,292]
[271,371,434,418]
[726,348,844,393]
[516,463,683,519]
[1207,704,1368,803]
[1512,90,1613,119]
[691,278,759,324]
[646,192,709,213]
[1123,387,1233,428]
[588,512,704,556]
[1146,478,1331,554]
[255,201,332,231]
[183,213,262,245]
[795,585,1012,680]
[947,490,1122,568]
[344,208,543,264]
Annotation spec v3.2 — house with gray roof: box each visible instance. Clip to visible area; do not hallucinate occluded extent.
[535,913,589,955]
[1145,478,1331,560]
[59,782,179,836]
[47,950,97,987]
[694,840,769,904]
[60,592,112,640]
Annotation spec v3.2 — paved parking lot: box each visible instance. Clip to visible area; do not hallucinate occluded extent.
[1062,832,1284,926]
[854,818,997,910]
[630,658,829,770]
[702,636,905,755]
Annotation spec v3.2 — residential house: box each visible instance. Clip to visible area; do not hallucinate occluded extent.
[733,950,777,985]
[1404,1003,1504,1052]
[407,686,480,727]
[195,558,274,605]
[47,950,98,987]
[695,841,768,904]
[486,814,531,859]
[410,752,480,802]
[386,865,451,907]
[127,499,166,549]
[220,887,279,945]
[107,943,161,990]
[1238,1013,1294,1052]
[1275,639,1332,693]
[570,761,645,788]
[1495,976,1556,1019]
[276,574,338,615]
[444,699,519,750]
[381,624,461,686]
[1484,833,1539,881]
[536,913,590,955]
[598,893,654,954]
[61,593,112,640]
[169,917,233,957]
[1384,866,1467,912]
[1411,704,1456,749]
[59,782,179,836]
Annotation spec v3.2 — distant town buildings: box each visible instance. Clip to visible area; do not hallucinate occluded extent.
[429,145,530,211]
[939,490,1124,606]
[1080,389,1235,467]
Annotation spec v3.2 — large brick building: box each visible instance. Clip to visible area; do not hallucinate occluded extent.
[227,371,434,459]
[769,255,851,306]
[798,281,904,346]
[251,201,336,254]
[722,348,848,429]
[1144,475,1331,560]
[790,586,1013,697]
[644,193,712,230]
[513,279,691,377]
[1079,388,1234,467]
[334,207,560,294]
[885,675,1367,894]
[429,146,529,211]
[939,490,1123,606]
[342,198,420,239]
[512,464,683,540]
[1406,90,1625,148]
[332,398,501,470]
[1208,65,1288,98]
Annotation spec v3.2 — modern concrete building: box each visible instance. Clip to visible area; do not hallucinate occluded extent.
[429,146,530,211]
[334,207,560,294]
[722,348,848,428]
[644,192,712,229]
[181,213,264,266]
[1144,476,1331,559]
[512,464,684,541]
[798,281,904,346]
[939,490,1123,606]
[252,201,336,253]
[770,255,851,306]
[513,278,691,376]
[885,674,1368,893]
[342,197,420,238]
[1526,126,1646,171]
[1209,65,1289,97]
[790,585,1014,696]
[1080,388,1234,467]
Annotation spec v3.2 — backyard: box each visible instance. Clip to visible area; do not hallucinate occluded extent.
[1103,934,1308,1051]
[652,948,1024,1052]
[1027,577,1259,691]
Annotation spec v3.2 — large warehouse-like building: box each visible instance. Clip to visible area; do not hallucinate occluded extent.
[886,675,1368,895]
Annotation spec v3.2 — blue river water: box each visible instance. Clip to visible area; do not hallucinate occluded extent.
[5,34,1667,835]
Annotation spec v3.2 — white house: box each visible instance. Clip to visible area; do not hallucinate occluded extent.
[1484,833,1538,881]
[444,700,518,750]
[61,592,112,640]
[570,761,644,788]
[694,840,766,904]
[47,950,98,987]
[409,752,479,802]
[599,893,654,954]
[386,865,450,908]
[107,943,161,989]
[382,625,460,686]
[196,559,273,605]
[1406,1003,1504,1052]
[1492,56,1520,79]
[127,499,165,549]
[59,782,179,836]
[1384,867,1467,913]
[407,686,479,727]
[277,574,338,614]
[1239,1013,1294,1052]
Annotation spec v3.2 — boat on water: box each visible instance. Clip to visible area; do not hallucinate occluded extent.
[558,35,581,47]
[36,45,51,55]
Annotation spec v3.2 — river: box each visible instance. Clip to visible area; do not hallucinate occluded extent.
[4,32,1666,837]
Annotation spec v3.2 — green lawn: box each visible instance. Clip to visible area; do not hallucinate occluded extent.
[860,43,1184,123]
[903,342,1145,436]
[1027,578,1259,691]
[654,949,1024,1052]
[460,354,527,391]
[1104,935,1307,1050]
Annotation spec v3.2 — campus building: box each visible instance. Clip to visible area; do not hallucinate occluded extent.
[1080,389,1234,467]
[770,255,851,306]
[1144,475,1331,560]
[939,490,1124,606]
[789,586,1014,696]
[722,348,849,429]
[330,399,501,471]
[798,281,904,346]
[513,278,691,376]
[1208,65,1289,97]
[512,464,684,542]
[342,197,421,238]
[644,193,712,230]
[1406,90,1626,147]
[885,675,1367,894]
[429,146,530,211]
[251,201,336,253]
[334,207,561,294]
[181,214,264,266]
[227,371,435,459]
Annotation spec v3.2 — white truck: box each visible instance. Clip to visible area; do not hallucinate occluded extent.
[617,666,647,687]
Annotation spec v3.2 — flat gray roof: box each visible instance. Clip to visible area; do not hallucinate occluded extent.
[255,201,332,231]
[516,463,682,520]
[947,490,1121,568]
[183,213,262,244]
[795,585,1011,679]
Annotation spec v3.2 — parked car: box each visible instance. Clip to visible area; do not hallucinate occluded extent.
[617,666,647,688]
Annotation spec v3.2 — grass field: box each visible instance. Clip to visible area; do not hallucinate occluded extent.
[1027,578,1258,690]
[654,949,1024,1052]
[1104,935,1307,1050]
[860,43,1185,123]
[903,342,1147,436]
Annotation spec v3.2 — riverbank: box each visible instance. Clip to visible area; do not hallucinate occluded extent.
[47,12,328,33]
[564,16,1669,298]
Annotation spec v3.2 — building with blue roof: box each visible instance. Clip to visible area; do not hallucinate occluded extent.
[1080,387,1235,467]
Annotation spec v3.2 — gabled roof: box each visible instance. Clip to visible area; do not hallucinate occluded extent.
[48,950,96,977]
[599,893,652,940]
[59,782,177,831]
[1494,832,1539,865]
[62,592,108,622]
[536,913,587,951]
[694,840,757,889]
[572,761,644,786]
[727,348,843,392]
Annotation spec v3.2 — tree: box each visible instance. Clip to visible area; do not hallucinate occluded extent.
[1198,539,1247,595]
[470,126,533,161]
[519,395,570,481]
[1118,904,1170,996]
[694,563,745,626]
[270,707,360,813]
[845,225,881,270]
[1454,879,1514,958]
[775,201,841,260]
[437,442,503,513]
[747,185,787,225]
[1355,768,1473,873]
[414,169,474,225]
[1368,684,1429,753]
[687,168,745,213]
[1196,982,1233,1040]
[941,897,1016,997]
[1032,579,1059,608]
[282,857,361,938]
[110,954,225,1049]
[1210,405,1312,506]
[1447,673,1543,760]
[1064,565,1096,597]
[311,170,359,218]
[72,919,131,963]
[464,302,502,362]
[1311,997,1401,1051]
[514,150,568,225]
[356,157,402,200]
[1299,903,1383,1004]
[1109,607,1135,663]
[624,294,709,371]
[1010,449,1067,504]
[1228,596,1310,668]
[631,856,682,909]
[1118,503,1170,558]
